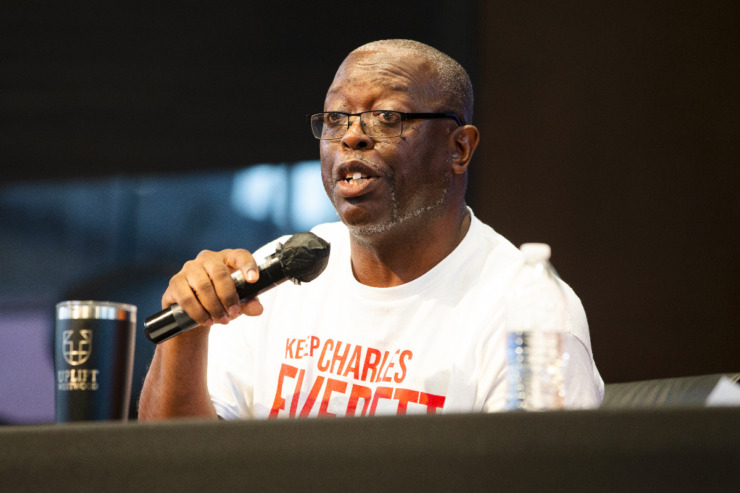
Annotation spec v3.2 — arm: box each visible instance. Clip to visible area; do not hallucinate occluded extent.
[139,326,217,419]
[138,248,263,421]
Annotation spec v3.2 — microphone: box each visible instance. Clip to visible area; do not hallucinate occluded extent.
[144,232,331,344]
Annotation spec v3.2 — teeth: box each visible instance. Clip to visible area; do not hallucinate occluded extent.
[345,171,365,183]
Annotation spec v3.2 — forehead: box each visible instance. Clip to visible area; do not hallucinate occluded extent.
[325,49,436,108]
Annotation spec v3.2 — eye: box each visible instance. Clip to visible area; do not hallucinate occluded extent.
[372,111,401,125]
[323,112,346,127]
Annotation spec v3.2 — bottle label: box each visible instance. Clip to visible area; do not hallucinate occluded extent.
[505,330,565,411]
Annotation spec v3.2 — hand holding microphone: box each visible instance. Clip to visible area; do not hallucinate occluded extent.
[144,232,330,344]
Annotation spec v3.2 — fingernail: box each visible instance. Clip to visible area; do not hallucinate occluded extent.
[219,315,231,325]
[247,269,258,282]
[203,318,214,327]
[228,305,241,317]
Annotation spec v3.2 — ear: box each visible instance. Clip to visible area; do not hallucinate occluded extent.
[449,125,480,174]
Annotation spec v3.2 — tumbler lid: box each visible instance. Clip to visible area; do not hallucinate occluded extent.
[56,300,137,321]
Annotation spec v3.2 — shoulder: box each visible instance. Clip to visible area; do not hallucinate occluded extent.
[464,210,523,273]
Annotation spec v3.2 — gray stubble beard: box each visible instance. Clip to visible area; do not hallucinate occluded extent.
[335,167,451,239]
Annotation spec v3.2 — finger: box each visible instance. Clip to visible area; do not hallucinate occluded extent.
[199,254,238,322]
[193,251,240,324]
[223,248,260,285]
[162,271,214,327]
[211,248,259,319]
[240,298,264,317]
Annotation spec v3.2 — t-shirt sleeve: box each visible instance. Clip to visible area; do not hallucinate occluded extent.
[561,284,605,408]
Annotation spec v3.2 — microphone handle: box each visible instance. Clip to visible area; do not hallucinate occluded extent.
[144,255,287,344]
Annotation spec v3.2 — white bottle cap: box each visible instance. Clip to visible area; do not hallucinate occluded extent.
[520,243,551,262]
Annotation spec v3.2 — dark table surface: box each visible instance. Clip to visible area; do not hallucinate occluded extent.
[1,407,738,492]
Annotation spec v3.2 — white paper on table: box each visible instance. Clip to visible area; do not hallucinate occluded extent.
[705,376,740,407]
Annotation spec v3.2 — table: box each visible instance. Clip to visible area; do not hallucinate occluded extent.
[1,407,738,491]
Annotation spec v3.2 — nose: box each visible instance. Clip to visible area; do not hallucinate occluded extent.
[340,115,373,151]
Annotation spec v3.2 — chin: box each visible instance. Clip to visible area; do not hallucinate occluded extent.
[337,209,390,238]
[345,221,395,238]
[342,210,425,239]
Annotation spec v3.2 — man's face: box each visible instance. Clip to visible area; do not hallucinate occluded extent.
[320,49,457,238]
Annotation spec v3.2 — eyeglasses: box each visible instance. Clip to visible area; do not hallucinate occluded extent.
[309,110,463,140]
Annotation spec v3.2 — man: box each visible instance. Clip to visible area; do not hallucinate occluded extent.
[139,39,603,420]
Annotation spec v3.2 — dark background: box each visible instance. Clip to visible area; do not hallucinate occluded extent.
[1,1,738,387]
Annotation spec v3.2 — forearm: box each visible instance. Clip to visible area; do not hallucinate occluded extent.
[138,326,218,420]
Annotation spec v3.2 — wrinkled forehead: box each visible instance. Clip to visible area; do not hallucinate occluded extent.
[325,49,437,106]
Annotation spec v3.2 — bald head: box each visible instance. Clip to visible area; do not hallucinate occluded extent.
[346,39,474,125]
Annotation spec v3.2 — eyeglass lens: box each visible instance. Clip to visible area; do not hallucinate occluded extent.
[313,112,403,139]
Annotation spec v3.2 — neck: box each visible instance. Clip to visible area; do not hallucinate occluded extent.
[349,206,471,287]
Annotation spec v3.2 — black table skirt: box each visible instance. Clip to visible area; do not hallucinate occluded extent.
[1,407,738,492]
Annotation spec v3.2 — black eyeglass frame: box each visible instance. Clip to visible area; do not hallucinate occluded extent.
[309,111,463,140]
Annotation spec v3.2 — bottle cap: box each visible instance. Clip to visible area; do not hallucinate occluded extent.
[520,243,551,262]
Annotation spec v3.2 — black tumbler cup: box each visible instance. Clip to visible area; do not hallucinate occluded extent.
[54,300,136,422]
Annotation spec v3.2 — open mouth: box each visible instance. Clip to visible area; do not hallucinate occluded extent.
[334,165,380,199]
[332,158,382,199]
[343,171,370,185]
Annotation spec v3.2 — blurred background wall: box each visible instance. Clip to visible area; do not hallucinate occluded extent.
[1,1,737,423]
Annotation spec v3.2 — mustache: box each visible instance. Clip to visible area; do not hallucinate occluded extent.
[346,154,392,182]
[349,154,381,171]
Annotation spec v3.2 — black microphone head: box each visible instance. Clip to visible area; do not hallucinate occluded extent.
[279,232,331,283]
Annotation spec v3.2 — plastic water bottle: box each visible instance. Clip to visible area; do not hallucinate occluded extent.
[505,243,566,411]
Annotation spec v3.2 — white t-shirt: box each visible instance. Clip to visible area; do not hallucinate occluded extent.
[208,211,604,419]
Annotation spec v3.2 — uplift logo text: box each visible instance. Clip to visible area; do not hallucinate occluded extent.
[57,368,100,391]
